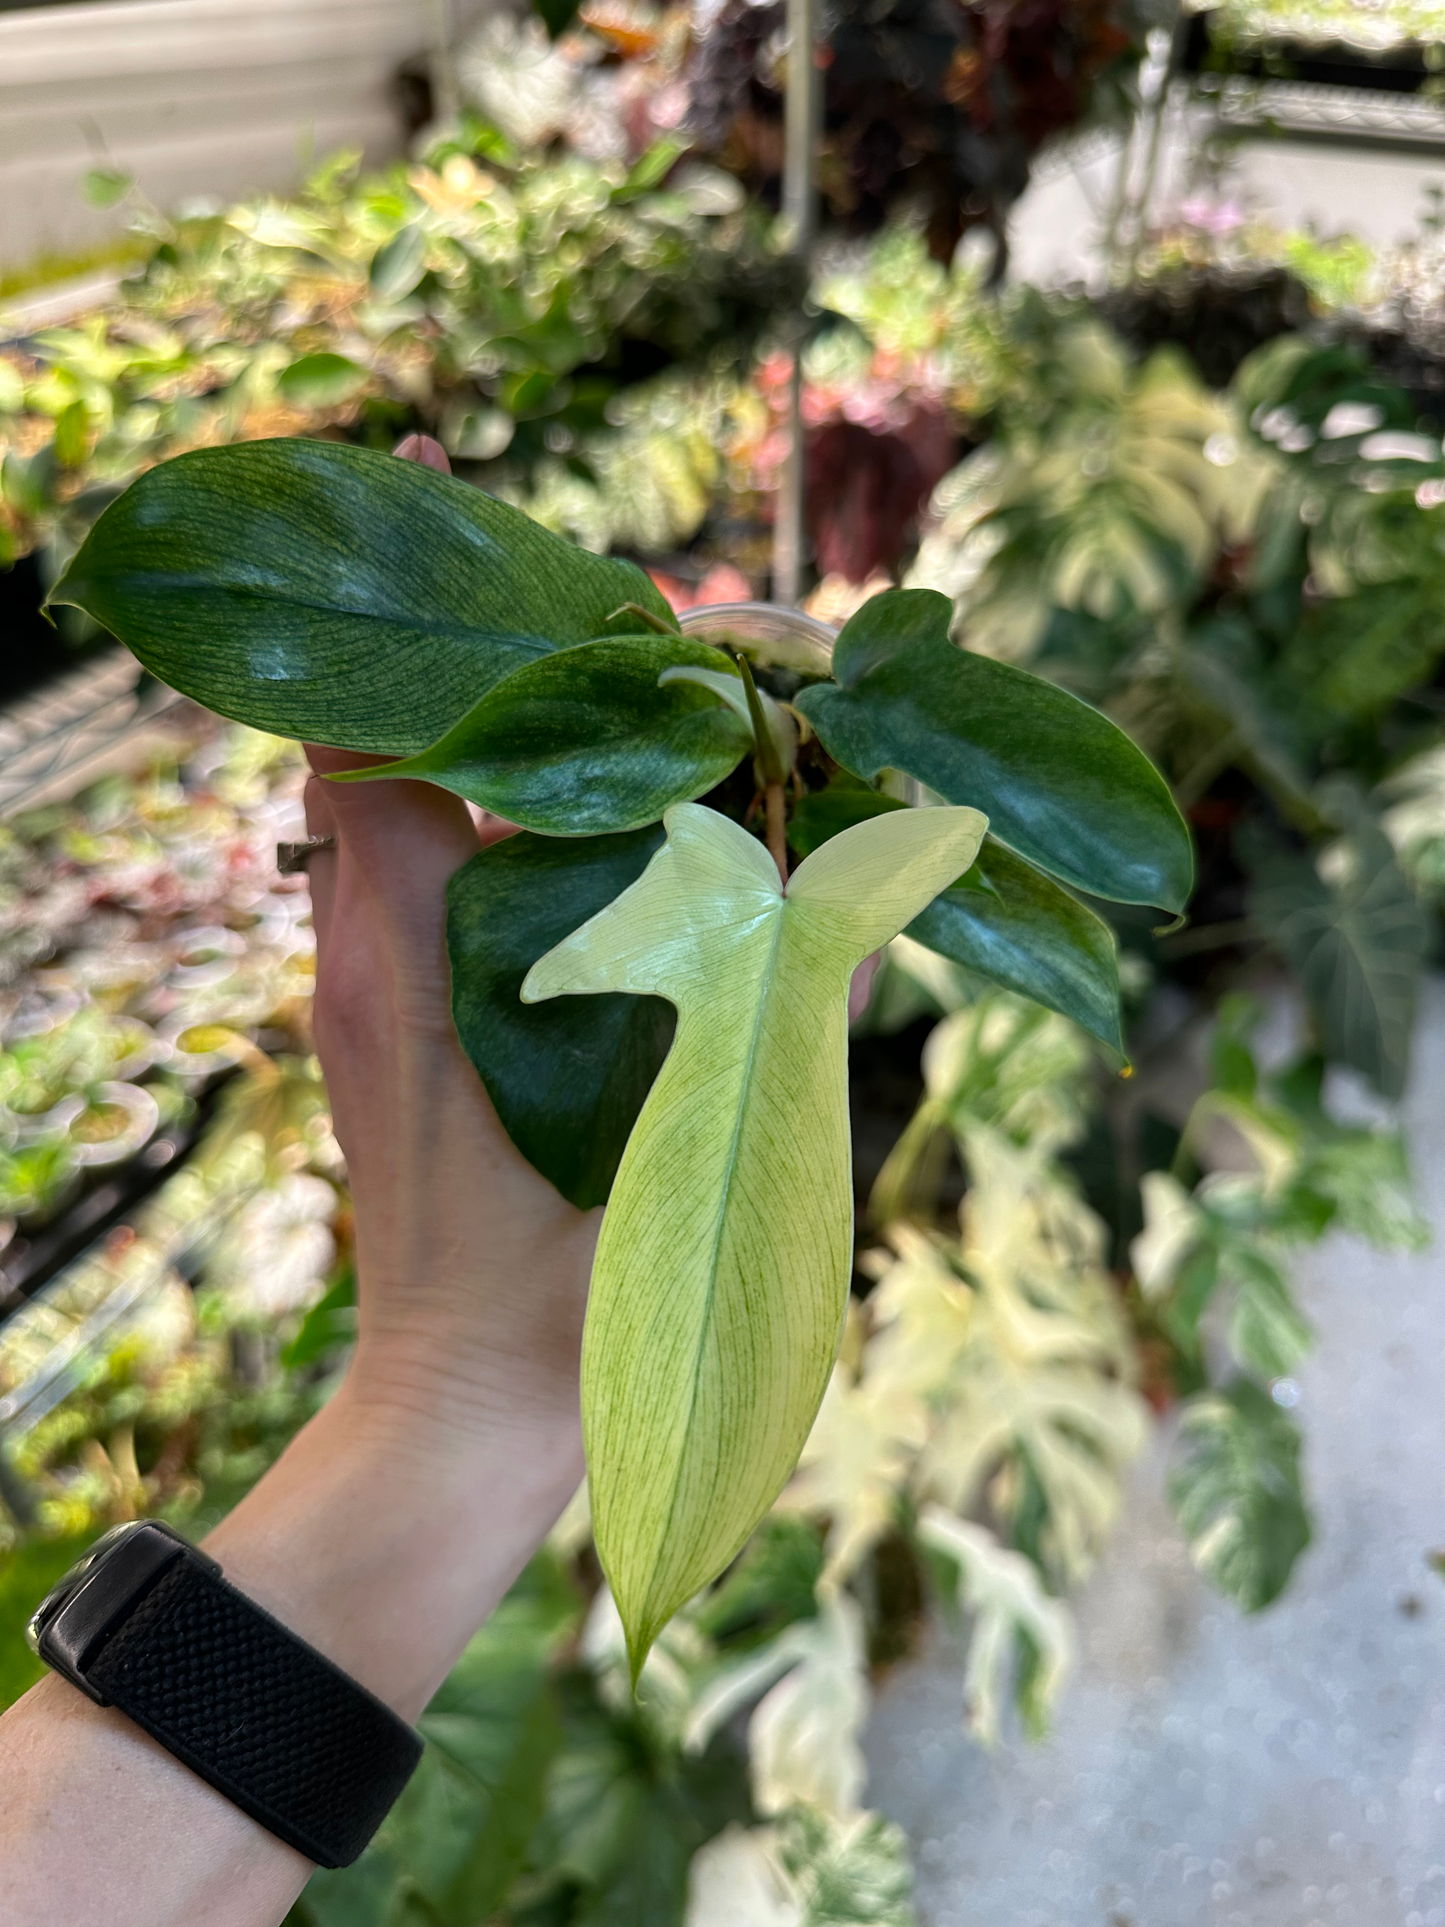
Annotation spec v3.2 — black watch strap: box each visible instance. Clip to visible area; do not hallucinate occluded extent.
[29,1522,422,1868]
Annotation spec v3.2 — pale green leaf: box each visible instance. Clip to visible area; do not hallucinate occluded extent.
[522,801,986,1670]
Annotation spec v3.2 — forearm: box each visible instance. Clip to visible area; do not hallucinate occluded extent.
[0,1381,582,1927]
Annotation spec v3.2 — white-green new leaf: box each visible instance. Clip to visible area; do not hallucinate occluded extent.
[522,800,987,1672]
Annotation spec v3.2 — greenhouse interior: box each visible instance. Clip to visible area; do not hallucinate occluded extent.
[4,0,1445,1919]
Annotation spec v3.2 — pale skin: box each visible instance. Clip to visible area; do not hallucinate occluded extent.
[0,750,598,1926]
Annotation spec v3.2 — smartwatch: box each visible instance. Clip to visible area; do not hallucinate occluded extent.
[27,1519,422,1867]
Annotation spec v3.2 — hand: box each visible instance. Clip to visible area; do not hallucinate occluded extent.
[201,753,596,1720]
[1,750,597,1925]
[298,747,595,1456]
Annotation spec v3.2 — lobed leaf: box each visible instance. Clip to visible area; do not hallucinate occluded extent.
[1250,822,1428,1099]
[917,1508,1075,1744]
[1168,1378,1312,1612]
[342,635,753,833]
[447,826,674,1209]
[522,801,986,1671]
[795,588,1193,911]
[47,439,676,755]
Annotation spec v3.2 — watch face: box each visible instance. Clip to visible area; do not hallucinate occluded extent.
[24,1522,141,1656]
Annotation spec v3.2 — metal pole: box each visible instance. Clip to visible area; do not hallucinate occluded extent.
[771,0,820,607]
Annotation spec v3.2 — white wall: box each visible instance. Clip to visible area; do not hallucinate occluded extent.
[0,0,491,273]
[1010,98,1445,289]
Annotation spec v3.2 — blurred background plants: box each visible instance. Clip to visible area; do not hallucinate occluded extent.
[6,0,1445,1913]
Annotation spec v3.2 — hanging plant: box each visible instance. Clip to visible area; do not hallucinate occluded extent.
[49,437,1190,1670]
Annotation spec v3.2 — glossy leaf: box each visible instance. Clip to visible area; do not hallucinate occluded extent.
[47,439,676,754]
[343,636,753,833]
[1168,1378,1311,1612]
[789,788,1122,1050]
[795,588,1193,910]
[447,827,673,1209]
[786,785,906,857]
[907,838,1124,1052]
[522,800,987,1669]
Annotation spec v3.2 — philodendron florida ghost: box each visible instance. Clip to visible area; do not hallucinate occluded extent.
[51,439,1192,1667]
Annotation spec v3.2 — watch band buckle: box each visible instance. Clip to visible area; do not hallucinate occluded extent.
[27,1521,220,1706]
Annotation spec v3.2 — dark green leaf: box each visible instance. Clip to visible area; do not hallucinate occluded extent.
[1169,1378,1311,1612]
[1250,823,1428,1097]
[571,1783,697,1927]
[692,1516,824,1644]
[47,440,677,754]
[351,636,752,833]
[796,589,1193,911]
[786,785,905,857]
[532,0,582,37]
[278,352,369,409]
[447,827,674,1207]
[907,839,1124,1052]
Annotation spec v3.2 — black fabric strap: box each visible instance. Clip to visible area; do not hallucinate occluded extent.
[86,1557,422,1867]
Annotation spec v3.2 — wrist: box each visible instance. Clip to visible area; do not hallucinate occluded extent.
[202,1377,582,1721]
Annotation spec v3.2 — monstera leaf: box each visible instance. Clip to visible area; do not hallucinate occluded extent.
[1169,1378,1311,1612]
[47,439,676,754]
[1250,823,1428,1099]
[522,801,986,1670]
[796,590,1193,912]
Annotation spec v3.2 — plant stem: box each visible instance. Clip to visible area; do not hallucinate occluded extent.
[731,650,791,884]
[764,781,789,885]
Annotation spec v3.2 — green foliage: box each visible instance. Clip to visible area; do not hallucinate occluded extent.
[49,440,675,756]
[907,840,1124,1053]
[797,589,1193,911]
[1168,1379,1311,1613]
[1130,996,1425,1605]
[301,1556,580,1925]
[1250,820,1429,1099]
[1,132,793,571]
[912,317,1445,1100]
[49,383,1183,1667]
[348,636,752,833]
[447,828,672,1209]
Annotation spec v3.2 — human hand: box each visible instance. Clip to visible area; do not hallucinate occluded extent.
[201,753,595,1723]
[299,747,596,1457]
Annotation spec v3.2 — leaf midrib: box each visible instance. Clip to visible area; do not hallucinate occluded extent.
[648,895,788,1595]
[112,574,562,656]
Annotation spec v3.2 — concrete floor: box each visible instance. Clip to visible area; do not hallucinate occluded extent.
[865,981,1445,1927]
